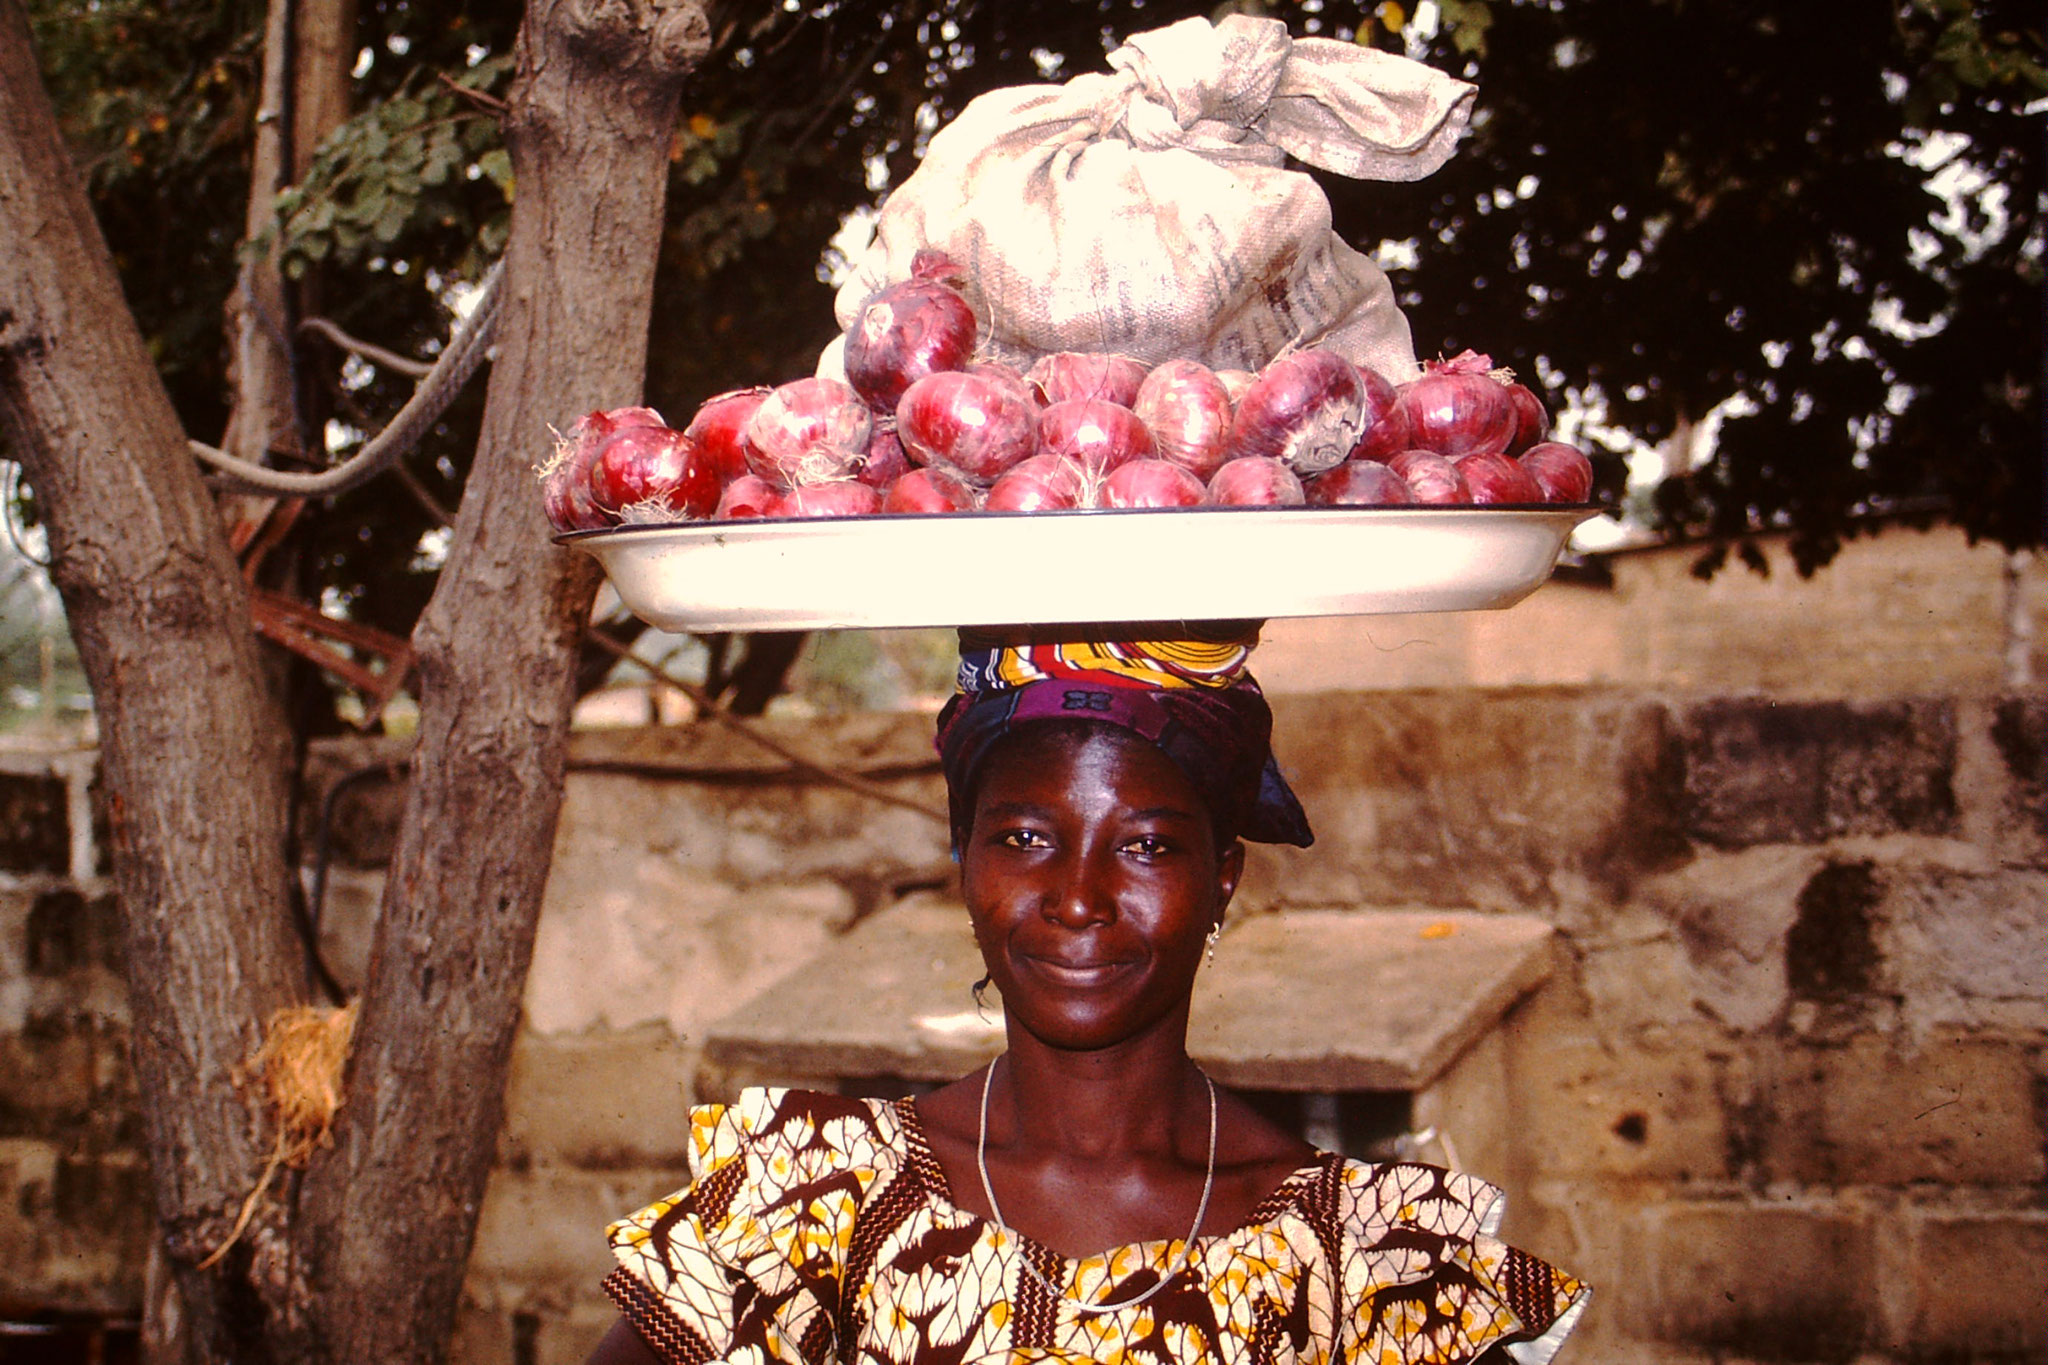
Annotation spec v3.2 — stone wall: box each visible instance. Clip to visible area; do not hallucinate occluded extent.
[2,686,2043,1365]
[1252,525,2042,696]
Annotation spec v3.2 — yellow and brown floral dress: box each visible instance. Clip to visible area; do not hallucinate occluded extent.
[605,1087,1587,1365]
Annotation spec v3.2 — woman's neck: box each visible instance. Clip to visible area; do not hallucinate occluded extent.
[991,1019,1207,1160]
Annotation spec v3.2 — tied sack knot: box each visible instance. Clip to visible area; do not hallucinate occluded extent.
[1092,12,1475,182]
[1101,14,1289,163]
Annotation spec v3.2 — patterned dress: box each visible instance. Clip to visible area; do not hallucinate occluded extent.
[605,1087,1588,1365]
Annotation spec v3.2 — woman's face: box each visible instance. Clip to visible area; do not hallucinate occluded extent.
[961,725,1244,1053]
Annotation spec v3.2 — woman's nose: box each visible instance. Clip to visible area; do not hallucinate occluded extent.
[1044,847,1115,928]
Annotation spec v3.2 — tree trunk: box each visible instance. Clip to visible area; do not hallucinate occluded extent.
[293,1,709,1359]
[3,0,709,1357]
[219,0,356,475]
[0,2,307,1358]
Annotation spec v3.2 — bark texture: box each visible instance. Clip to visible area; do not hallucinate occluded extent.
[292,1,710,1359]
[3,0,708,1358]
[220,0,358,472]
[0,0,306,1355]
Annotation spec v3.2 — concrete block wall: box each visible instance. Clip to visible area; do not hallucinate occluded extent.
[1240,691,2045,1365]
[0,746,142,1322]
[2,689,2042,1364]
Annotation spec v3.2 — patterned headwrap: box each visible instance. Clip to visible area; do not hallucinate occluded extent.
[935,621,1314,849]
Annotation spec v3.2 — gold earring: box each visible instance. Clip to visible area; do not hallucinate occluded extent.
[1204,924,1221,968]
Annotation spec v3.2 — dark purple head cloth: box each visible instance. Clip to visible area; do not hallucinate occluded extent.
[934,669,1314,851]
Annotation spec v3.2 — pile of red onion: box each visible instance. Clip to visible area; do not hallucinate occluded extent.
[538,259,1596,528]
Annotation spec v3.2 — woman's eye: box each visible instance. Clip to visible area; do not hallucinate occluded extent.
[1124,834,1173,857]
[997,829,1049,849]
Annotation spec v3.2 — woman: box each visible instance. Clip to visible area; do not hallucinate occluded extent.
[587,628,1587,1365]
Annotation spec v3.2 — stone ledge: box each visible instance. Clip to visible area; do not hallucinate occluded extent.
[703,899,1556,1093]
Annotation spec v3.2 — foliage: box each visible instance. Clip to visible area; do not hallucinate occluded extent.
[260,55,515,282]
[24,0,266,440]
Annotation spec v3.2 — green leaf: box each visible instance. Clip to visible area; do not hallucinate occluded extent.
[373,198,411,244]
[1438,0,1493,58]
[477,148,514,194]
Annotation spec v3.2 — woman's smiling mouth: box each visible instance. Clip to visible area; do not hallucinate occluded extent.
[1019,953,1137,987]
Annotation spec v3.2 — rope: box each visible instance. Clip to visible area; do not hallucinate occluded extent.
[190,261,505,496]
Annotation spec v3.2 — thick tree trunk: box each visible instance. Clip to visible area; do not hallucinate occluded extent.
[0,0,307,1357]
[293,1,709,1359]
[5,0,709,1358]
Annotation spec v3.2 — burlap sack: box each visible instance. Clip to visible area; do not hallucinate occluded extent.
[826,14,1474,386]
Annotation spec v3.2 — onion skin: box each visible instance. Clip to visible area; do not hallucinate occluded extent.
[779,481,884,518]
[1100,458,1205,509]
[1133,359,1233,480]
[843,273,979,413]
[1038,398,1155,477]
[909,248,968,285]
[1396,350,1517,458]
[856,422,915,489]
[1386,449,1471,505]
[1455,451,1546,505]
[589,423,720,521]
[1026,352,1149,407]
[683,388,770,484]
[1306,459,1418,506]
[713,473,781,519]
[1348,365,1412,462]
[1222,350,1366,475]
[745,377,872,488]
[882,467,981,514]
[542,409,629,531]
[896,369,1041,486]
[984,453,1088,511]
[1214,369,1257,407]
[1504,382,1551,455]
[1204,456,1305,506]
[1518,441,1595,502]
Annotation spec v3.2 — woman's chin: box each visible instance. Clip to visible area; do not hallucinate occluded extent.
[999,982,1196,1055]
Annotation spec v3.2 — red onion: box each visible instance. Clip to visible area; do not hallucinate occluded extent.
[1518,442,1595,503]
[1100,458,1204,509]
[1132,360,1233,480]
[883,466,981,514]
[589,423,720,522]
[1386,450,1471,505]
[682,388,769,484]
[1455,452,1545,505]
[1025,352,1149,407]
[1347,365,1412,462]
[856,421,914,489]
[1222,351,1366,475]
[1504,380,1551,455]
[1205,456,1305,506]
[1214,369,1257,407]
[969,359,1034,392]
[896,369,1040,485]
[843,254,979,413]
[745,378,872,488]
[1395,350,1517,458]
[780,481,883,518]
[1038,399,1155,477]
[541,409,636,531]
[713,473,781,519]
[1306,460,1417,506]
[984,453,1088,512]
